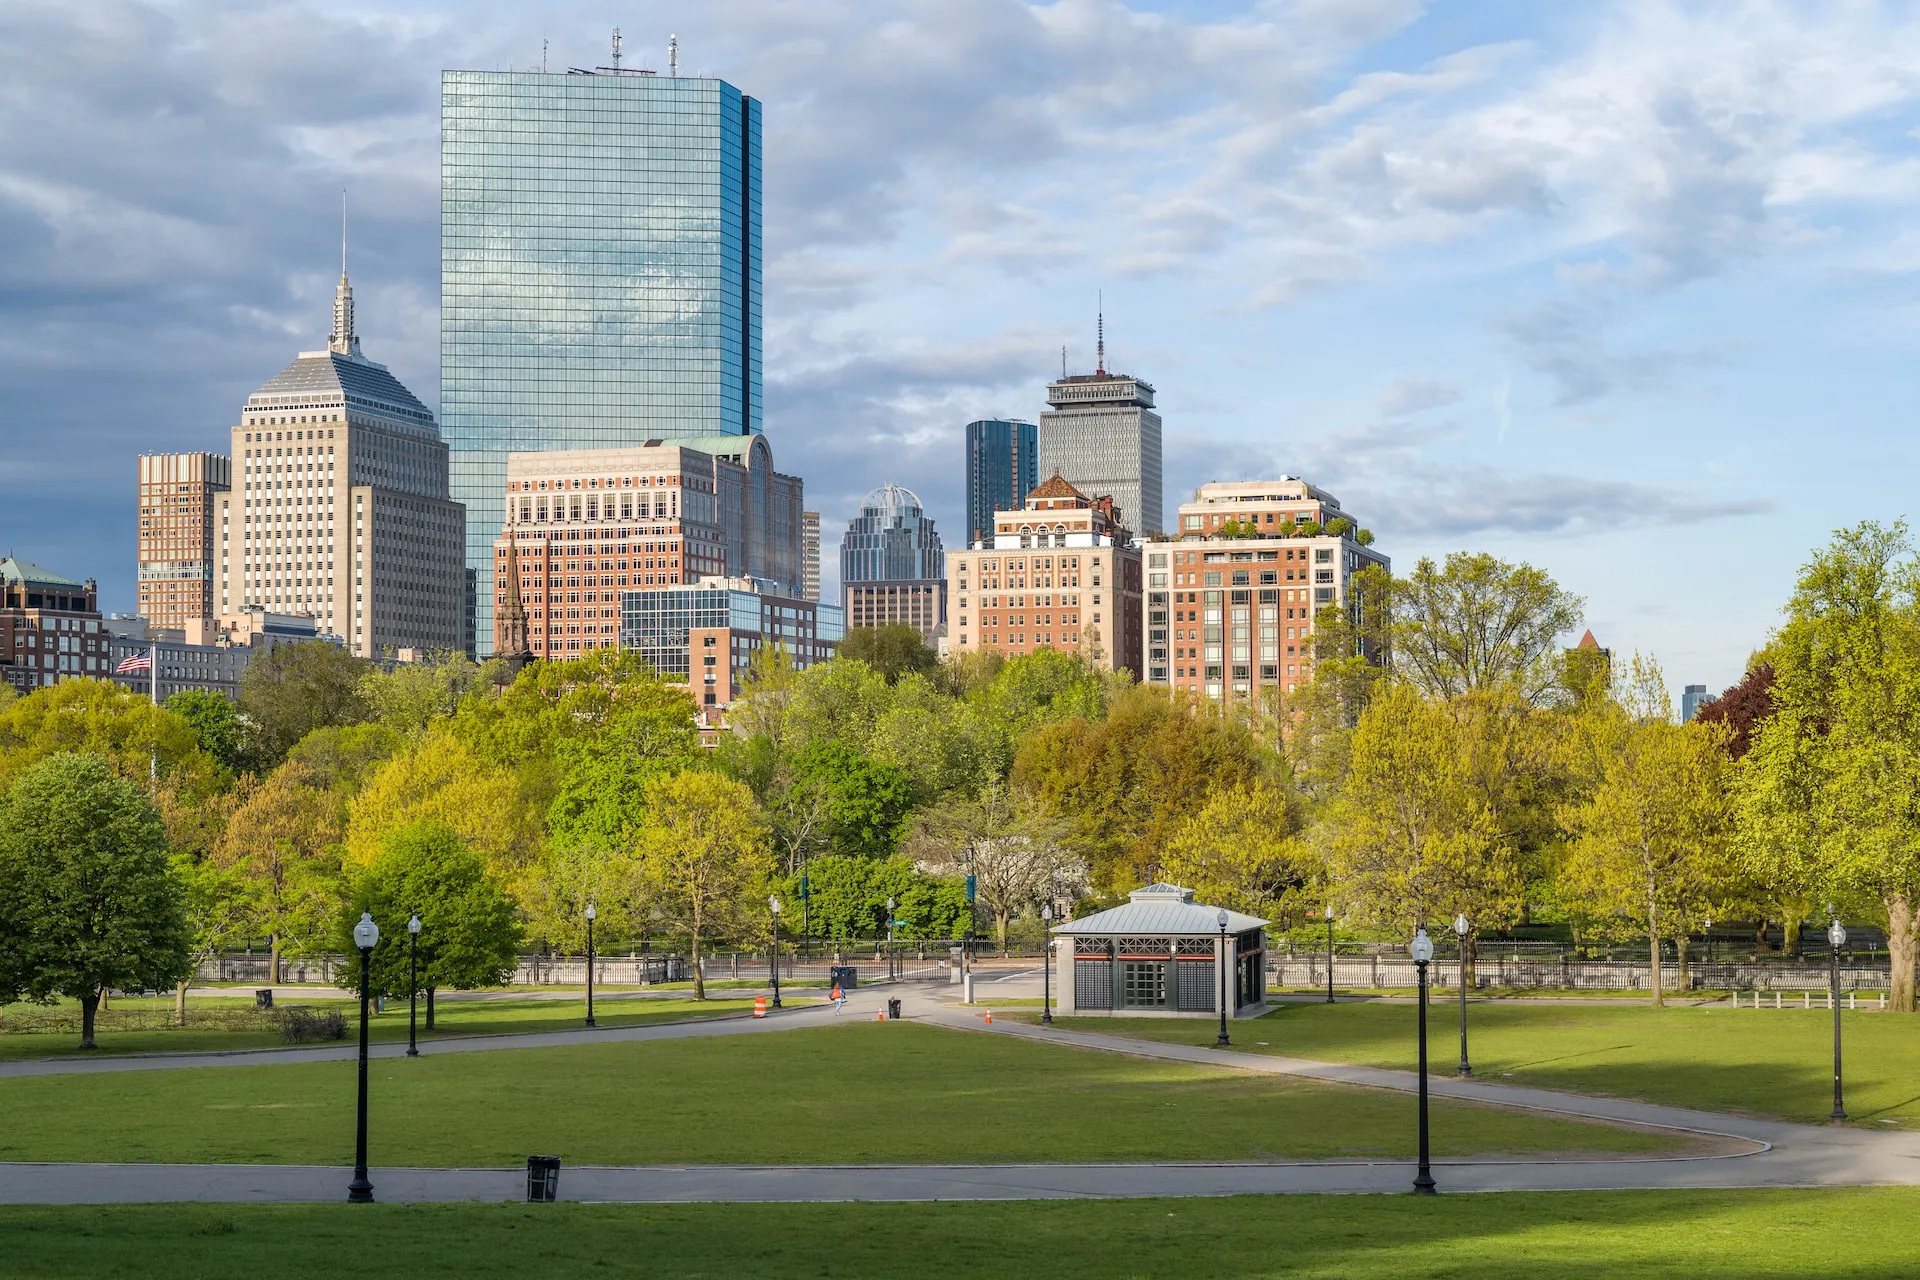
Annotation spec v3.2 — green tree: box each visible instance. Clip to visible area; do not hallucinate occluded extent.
[1391,552,1585,704]
[237,641,370,770]
[1159,783,1319,924]
[217,760,345,983]
[358,652,482,736]
[909,781,1084,952]
[1324,682,1524,940]
[794,741,916,857]
[0,753,191,1048]
[635,770,775,1000]
[337,822,522,1027]
[1559,664,1734,1006]
[168,852,256,1025]
[165,690,241,774]
[0,678,216,795]
[343,731,540,871]
[835,624,939,684]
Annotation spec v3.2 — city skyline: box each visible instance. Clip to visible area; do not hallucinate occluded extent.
[6,3,1920,694]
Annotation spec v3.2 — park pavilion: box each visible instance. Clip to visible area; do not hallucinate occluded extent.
[1049,884,1268,1018]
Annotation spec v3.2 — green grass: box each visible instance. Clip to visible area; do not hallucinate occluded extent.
[1043,1001,1920,1126]
[0,1021,1682,1166]
[2,1190,1917,1279]
[0,995,760,1061]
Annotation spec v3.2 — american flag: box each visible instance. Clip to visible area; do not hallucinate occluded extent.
[115,650,153,674]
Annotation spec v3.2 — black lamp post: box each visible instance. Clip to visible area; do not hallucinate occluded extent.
[1216,908,1232,1048]
[1324,902,1336,1004]
[886,896,897,982]
[584,903,597,1028]
[1040,903,1054,1024]
[1829,916,1848,1121]
[1410,926,1436,1195]
[405,914,421,1058]
[769,895,783,1009]
[1453,912,1472,1078]
[348,910,379,1204]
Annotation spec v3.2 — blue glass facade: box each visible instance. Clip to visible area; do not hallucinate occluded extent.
[965,419,1037,549]
[443,70,763,652]
[839,484,944,583]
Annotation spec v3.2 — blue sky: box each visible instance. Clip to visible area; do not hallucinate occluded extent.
[3,0,1918,696]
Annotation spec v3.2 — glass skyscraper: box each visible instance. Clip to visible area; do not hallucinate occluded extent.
[964,418,1037,549]
[442,69,762,652]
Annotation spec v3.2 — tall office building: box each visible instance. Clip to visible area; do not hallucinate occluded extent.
[215,271,466,658]
[840,484,947,644]
[1038,323,1162,536]
[137,452,231,629]
[443,65,763,653]
[800,511,821,602]
[0,559,108,694]
[965,418,1037,549]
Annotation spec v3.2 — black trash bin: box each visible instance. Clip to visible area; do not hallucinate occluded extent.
[526,1155,561,1202]
[887,998,902,1020]
[829,965,858,990]
[254,989,273,1010]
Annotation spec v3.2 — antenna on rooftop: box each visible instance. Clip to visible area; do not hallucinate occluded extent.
[611,27,622,69]
[1096,291,1106,376]
[1061,345,1067,378]
[542,37,549,73]
[340,189,347,275]
[669,33,678,76]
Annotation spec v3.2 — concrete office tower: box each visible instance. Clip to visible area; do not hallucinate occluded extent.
[215,272,467,658]
[1038,321,1162,536]
[965,418,1037,549]
[947,474,1142,677]
[493,437,802,662]
[443,66,762,653]
[1146,478,1388,700]
[137,452,231,629]
[801,511,821,602]
[840,484,947,644]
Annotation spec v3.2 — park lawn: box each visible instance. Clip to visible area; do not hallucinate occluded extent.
[1042,1001,1920,1126]
[1,1189,1917,1279]
[0,1021,1687,1166]
[0,996,760,1061]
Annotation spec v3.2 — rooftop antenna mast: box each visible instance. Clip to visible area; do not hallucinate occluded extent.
[542,37,549,73]
[340,189,347,275]
[611,27,622,70]
[669,33,678,76]
[1096,291,1106,376]
[1061,345,1067,378]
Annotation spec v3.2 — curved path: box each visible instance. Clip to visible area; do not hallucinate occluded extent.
[5,987,1920,1204]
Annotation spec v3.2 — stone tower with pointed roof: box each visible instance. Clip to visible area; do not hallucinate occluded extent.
[213,267,469,658]
[494,535,532,673]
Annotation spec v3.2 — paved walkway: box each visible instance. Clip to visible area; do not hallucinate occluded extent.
[7,987,1920,1204]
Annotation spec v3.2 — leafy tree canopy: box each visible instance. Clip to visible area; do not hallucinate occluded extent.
[834,624,939,684]
[237,641,370,771]
[793,741,916,857]
[165,689,241,774]
[0,678,215,796]
[1392,552,1585,705]
[337,822,522,997]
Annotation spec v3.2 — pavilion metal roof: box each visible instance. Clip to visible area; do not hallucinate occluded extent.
[1050,883,1268,936]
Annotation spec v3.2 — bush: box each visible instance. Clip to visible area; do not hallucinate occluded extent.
[274,1006,348,1043]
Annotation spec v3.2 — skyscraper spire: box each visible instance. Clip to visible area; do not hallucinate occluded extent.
[1098,295,1113,379]
[329,191,361,358]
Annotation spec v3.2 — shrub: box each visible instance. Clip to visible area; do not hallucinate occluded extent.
[274,1006,348,1043]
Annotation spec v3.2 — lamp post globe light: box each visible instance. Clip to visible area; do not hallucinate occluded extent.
[1216,909,1232,1048]
[1409,926,1437,1196]
[1453,913,1472,1078]
[886,896,897,982]
[1829,917,1848,1121]
[769,896,783,1009]
[349,910,380,1204]
[406,914,422,1058]
[584,903,598,1028]
[1040,904,1054,1025]
[1324,902,1336,1004]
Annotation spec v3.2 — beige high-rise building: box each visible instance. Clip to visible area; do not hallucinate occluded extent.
[214,269,467,658]
[946,474,1142,676]
[1146,478,1389,699]
[137,453,231,629]
[801,510,821,602]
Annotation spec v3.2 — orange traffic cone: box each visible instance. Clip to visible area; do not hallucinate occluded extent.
[984,1010,993,1024]
[875,1010,884,1021]
[753,996,767,1018]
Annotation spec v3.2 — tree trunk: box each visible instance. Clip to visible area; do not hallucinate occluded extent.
[426,987,437,1031]
[1647,931,1664,1009]
[995,909,1010,956]
[1887,894,1916,1014]
[80,986,99,1050]
[690,932,705,1001]
[270,932,283,985]
[1784,917,1802,960]
[1463,932,1477,989]
[175,980,189,1028]
[1675,935,1691,992]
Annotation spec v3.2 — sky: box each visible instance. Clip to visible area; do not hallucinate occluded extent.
[3,0,1918,697]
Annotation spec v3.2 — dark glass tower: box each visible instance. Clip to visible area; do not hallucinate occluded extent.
[442,68,762,652]
[964,418,1037,549]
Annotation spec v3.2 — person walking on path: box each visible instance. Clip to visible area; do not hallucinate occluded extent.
[831,983,846,1014]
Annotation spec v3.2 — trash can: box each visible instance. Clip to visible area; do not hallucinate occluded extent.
[254,989,274,1010]
[526,1155,561,1202]
[829,965,858,990]
[887,998,902,1020]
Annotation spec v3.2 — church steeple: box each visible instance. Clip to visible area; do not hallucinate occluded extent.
[329,192,361,358]
[495,536,531,670]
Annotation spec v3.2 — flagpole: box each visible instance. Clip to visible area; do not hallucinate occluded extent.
[149,644,158,788]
